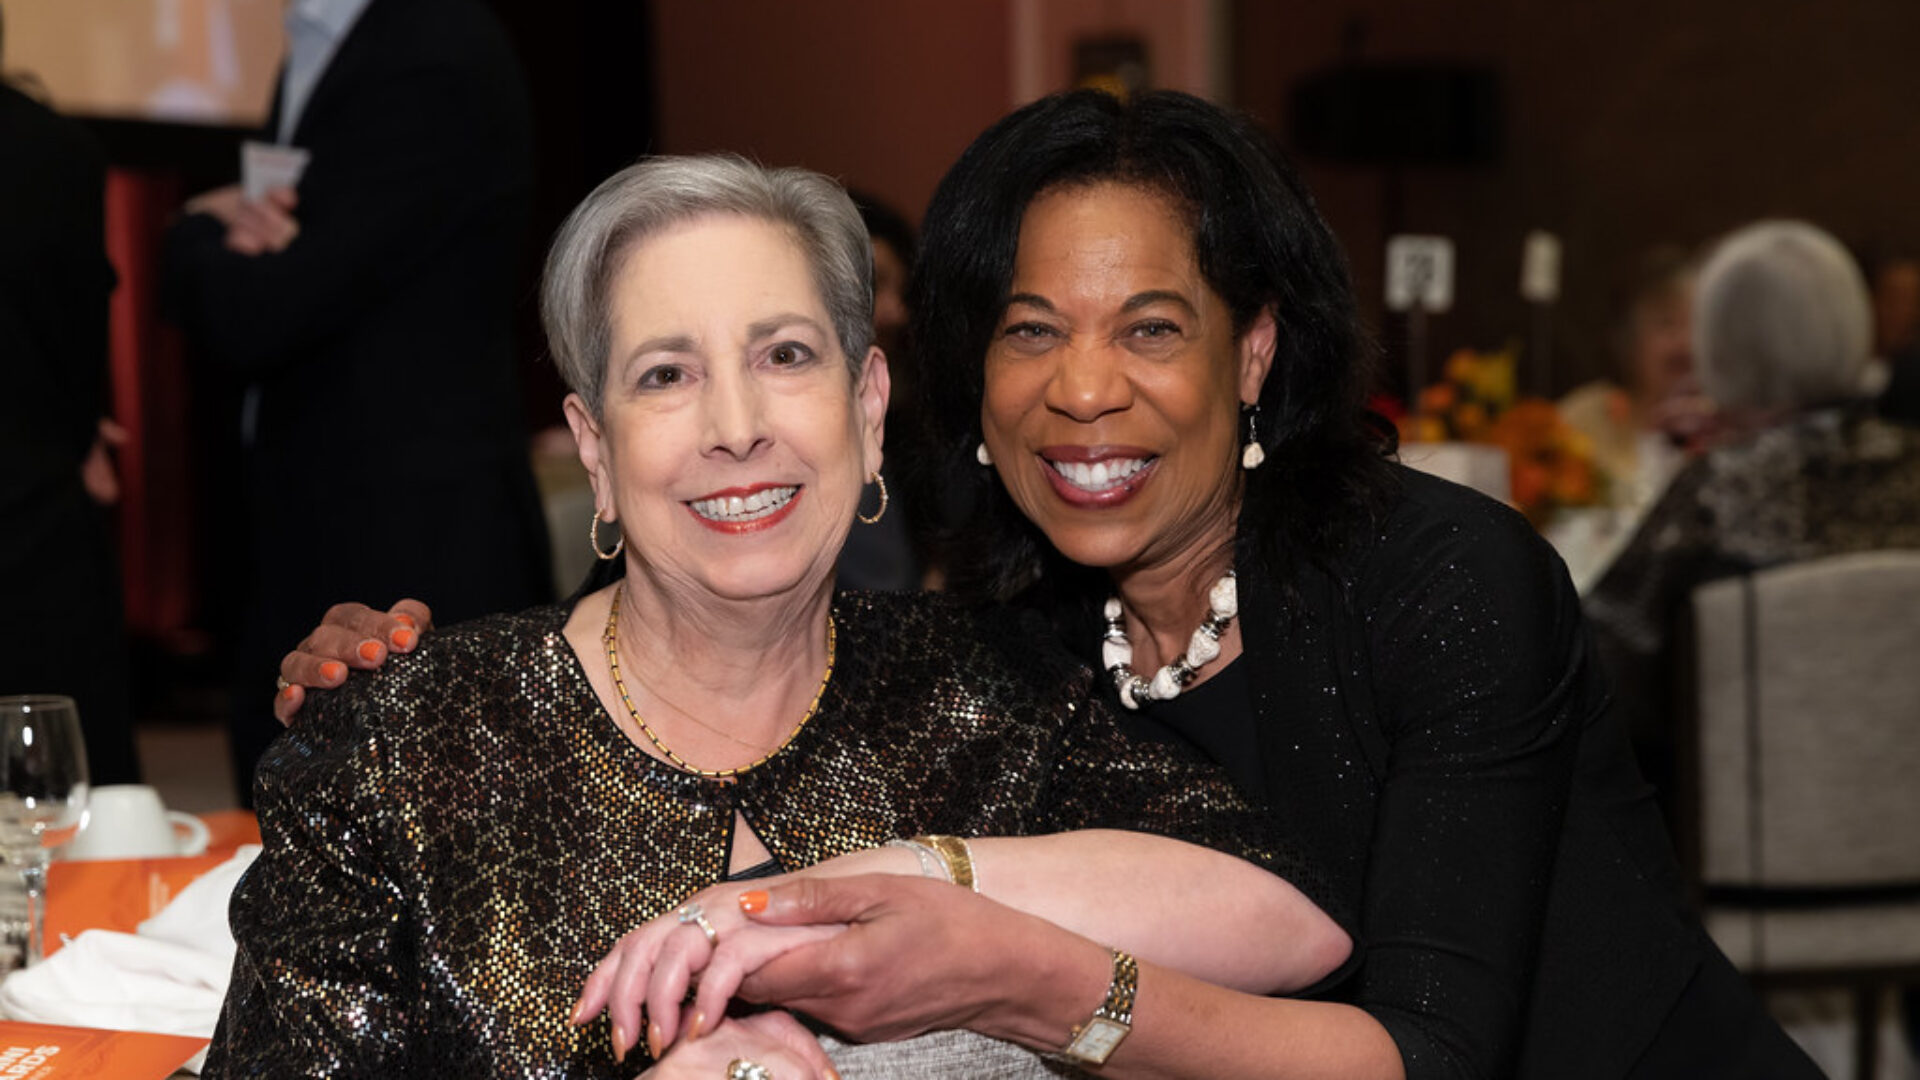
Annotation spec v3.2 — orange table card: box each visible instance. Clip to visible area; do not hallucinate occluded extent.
[0,1021,205,1079]
[43,854,234,957]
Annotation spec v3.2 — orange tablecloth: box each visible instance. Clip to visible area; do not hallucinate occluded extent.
[43,811,260,955]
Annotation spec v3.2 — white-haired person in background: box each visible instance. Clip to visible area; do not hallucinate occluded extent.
[1585,219,1920,808]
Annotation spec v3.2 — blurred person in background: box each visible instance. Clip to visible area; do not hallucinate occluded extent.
[833,191,921,591]
[852,191,916,383]
[1862,251,1920,423]
[1586,220,1920,807]
[1867,252,1920,360]
[1558,246,1704,517]
[163,0,551,803]
[0,11,142,783]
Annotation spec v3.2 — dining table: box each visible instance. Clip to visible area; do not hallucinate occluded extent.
[0,809,259,1079]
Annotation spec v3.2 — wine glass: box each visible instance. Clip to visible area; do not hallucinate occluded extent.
[0,696,91,966]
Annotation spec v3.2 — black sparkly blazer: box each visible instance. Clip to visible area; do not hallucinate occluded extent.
[203,593,1302,1078]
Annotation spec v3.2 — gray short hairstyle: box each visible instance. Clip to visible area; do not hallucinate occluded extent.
[1693,220,1872,411]
[542,154,874,416]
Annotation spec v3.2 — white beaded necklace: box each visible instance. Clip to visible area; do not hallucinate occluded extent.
[1101,571,1238,710]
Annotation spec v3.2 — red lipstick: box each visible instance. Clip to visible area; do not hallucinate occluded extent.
[684,483,803,535]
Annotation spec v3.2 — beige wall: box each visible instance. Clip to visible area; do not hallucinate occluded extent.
[659,0,1920,393]
[20,0,1905,396]
[0,0,279,126]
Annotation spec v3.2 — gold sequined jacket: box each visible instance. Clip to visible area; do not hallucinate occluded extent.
[203,592,1300,1078]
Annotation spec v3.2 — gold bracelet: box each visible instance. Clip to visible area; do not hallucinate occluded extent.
[907,834,978,892]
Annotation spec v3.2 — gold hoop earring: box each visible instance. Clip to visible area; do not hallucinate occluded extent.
[856,472,889,525]
[590,508,624,560]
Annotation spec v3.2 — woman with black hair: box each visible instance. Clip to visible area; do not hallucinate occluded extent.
[725,89,1816,1079]
[285,91,1816,1078]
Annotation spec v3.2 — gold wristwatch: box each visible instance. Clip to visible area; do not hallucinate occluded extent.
[1058,948,1137,1066]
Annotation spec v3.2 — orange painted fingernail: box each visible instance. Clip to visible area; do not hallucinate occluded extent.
[320,661,346,682]
[392,627,416,650]
[738,890,768,913]
[394,613,417,629]
[569,998,587,1025]
[612,1022,629,1062]
[646,1020,663,1059]
[357,640,383,663]
[688,1011,706,1041]
[279,685,297,702]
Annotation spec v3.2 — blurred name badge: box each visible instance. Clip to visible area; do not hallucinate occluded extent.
[1520,229,1562,303]
[241,141,311,202]
[1385,235,1455,313]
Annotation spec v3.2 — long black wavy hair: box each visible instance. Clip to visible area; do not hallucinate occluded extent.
[904,89,1397,616]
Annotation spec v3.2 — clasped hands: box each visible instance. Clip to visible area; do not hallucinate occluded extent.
[572,876,843,1064]
[572,871,1033,1078]
[185,184,300,256]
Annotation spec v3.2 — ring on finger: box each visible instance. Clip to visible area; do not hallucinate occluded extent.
[275,676,292,692]
[676,902,719,947]
[726,1059,772,1080]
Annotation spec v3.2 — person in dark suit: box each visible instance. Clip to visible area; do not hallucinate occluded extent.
[165,0,551,802]
[0,21,142,784]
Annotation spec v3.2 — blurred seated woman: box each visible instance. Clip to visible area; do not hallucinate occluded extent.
[203,156,1346,1080]
[1587,219,1920,803]
[1557,246,1702,516]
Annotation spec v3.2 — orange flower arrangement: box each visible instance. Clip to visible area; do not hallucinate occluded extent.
[1397,345,1605,524]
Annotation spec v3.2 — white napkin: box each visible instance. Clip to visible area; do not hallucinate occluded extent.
[0,845,260,1074]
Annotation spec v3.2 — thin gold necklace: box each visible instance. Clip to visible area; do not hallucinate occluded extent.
[603,586,835,779]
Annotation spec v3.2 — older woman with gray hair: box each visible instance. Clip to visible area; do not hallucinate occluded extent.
[1586,219,1920,805]
[202,154,1346,1080]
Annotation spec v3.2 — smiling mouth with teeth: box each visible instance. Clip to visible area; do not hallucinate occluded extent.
[688,485,799,523]
[1047,457,1154,493]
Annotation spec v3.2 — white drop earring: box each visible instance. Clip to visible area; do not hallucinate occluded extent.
[976,442,994,466]
[1241,404,1266,470]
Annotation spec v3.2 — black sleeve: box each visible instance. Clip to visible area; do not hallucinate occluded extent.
[1348,492,1606,1079]
[39,122,114,456]
[1581,462,1742,788]
[203,683,419,1077]
[0,93,115,477]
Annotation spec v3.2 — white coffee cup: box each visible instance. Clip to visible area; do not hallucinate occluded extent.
[63,784,211,861]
